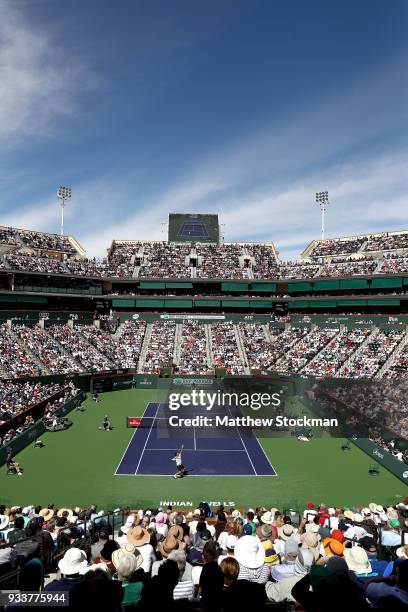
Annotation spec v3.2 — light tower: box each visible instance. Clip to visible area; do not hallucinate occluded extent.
[315,191,329,241]
[57,186,72,236]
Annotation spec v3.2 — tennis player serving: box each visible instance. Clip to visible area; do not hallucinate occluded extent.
[171,444,187,478]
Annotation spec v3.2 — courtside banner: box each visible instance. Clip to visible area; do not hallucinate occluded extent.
[350,438,408,484]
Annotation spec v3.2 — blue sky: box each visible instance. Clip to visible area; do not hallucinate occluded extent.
[0,0,407,259]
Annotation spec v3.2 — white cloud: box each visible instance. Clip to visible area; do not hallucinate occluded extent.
[0,2,90,146]
[73,147,407,260]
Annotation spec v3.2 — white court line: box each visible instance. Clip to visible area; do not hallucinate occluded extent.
[134,403,161,475]
[114,401,156,474]
[146,448,247,452]
[115,402,277,477]
[251,435,279,477]
[227,406,257,476]
[115,473,276,477]
[114,430,137,475]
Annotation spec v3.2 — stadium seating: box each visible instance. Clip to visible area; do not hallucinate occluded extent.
[142,320,175,374]
[305,230,408,259]
[275,328,338,374]
[177,321,209,374]
[341,329,406,379]
[0,381,79,447]
[0,225,77,253]
[211,322,246,375]
[1,501,407,609]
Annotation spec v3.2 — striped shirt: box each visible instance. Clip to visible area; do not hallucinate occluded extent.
[174,580,195,600]
[238,563,270,584]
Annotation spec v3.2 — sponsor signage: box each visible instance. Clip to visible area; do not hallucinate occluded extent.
[160,314,225,321]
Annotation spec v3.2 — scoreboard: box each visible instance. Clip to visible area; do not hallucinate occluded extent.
[168,213,219,244]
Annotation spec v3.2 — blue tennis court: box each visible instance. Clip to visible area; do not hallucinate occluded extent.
[177,223,209,238]
[115,402,277,477]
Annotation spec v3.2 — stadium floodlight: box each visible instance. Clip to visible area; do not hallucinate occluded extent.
[315,191,329,241]
[57,186,72,236]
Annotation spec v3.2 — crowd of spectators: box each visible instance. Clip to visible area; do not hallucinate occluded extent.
[1,500,408,610]
[302,328,371,377]
[319,257,379,277]
[341,329,406,379]
[384,343,408,380]
[239,323,279,371]
[177,322,209,374]
[142,321,175,374]
[0,226,76,253]
[47,325,112,373]
[279,261,321,279]
[0,381,79,447]
[13,324,83,375]
[1,321,408,380]
[245,244,279,279]
[319,381,408,439]
[195,245,248,280]
[76,326,140,370]
[3,239,408,280]
[276,328,338,374]
[116,321,148,371]
[0,324,41,378]
[380,256,408,275]
[211,322,245,375]
[139,243,192,278]
[309,232,408,259]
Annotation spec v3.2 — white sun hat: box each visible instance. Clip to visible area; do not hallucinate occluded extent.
[234,535,265,569]
[58,548,89,575]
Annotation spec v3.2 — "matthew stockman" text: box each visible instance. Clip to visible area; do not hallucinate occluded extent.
[168,415,339,428]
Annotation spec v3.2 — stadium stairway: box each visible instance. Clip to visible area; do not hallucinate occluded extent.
[137,323,152,373]
[376,327,408,378]
[337,326,379,377]
[112,322,125,340]
[263,323,272,343]
[205,323,214,368]
[234,323,250,374]
[172,323,182,366]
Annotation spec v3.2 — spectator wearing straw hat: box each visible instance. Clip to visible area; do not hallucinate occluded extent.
[257,525,280,565]
[300,532,320,562]
[344,546,374,578]
[126,526,155,573]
